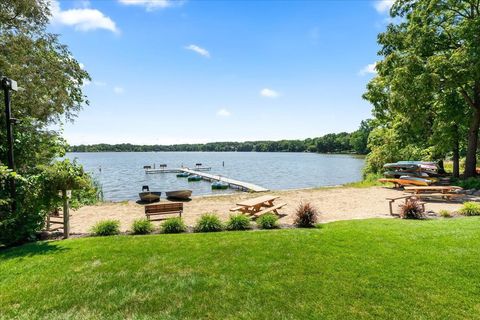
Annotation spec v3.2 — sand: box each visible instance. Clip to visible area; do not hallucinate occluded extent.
[69,186,468,234]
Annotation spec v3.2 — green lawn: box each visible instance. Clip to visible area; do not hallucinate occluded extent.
[1,218,480,320]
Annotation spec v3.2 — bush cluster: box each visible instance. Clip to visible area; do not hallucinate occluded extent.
[161,217,187,234]
[294,202,318,227]
[459,202,480,216]
[257,213,279,229]
[91,220,120,236]
[399,200,424,219]
[438,210,452,218]
[132,219,154,235]
[195,214,224,232]
[226,214,251,231]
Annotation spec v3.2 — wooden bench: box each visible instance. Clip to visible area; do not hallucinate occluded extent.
[386,196,425,216]
[145,202,183,221]
[229,206,244,212]
[407,193,464,201]
[252,203,287,218]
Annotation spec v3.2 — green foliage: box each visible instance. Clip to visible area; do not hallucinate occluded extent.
[195,214,223,233]
[452,178,480,190]
[459,202,480,216]
[132,219,154,235]
[363,0,480,177]
[345,173,383,188]
[0,167,46,246]
[294,202,318,228]
[91,220,120,236]
[226,214,251,231]
[70,120,372,155]
[399,200,424,220]
[439,210,452,218]
[256,213,279,229]
[160,217,187,234]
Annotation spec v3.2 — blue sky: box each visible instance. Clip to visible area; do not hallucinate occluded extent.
[49,0,393,145]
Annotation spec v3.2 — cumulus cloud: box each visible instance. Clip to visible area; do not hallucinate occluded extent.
[50,0,119,33]
[260,88,279,98]
[185,44,210,58]
[374,0,394,13]
[359,63,377,76]
[118,0,183,11]
[216,108,231,117]
[113,86,125,94]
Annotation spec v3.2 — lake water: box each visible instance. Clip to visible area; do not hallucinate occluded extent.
[66,152,365,201]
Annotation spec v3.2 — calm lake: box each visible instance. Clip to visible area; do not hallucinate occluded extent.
[66,152,365,201]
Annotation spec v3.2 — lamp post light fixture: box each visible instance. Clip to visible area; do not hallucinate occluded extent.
[1,74,18,212]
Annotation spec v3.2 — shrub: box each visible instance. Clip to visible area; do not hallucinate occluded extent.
[195,213,223,232]
[160,217,187,234]
[453,177,480,190]
[438,210,452,218]
[294,202,318,227]
[399,200,424,219]
[226,214,251,231]
[459,202,480,216]
[132,218,153,235]
[91,220,120,236]
[257,213,279,229]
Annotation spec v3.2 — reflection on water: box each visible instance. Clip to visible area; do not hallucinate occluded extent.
[66,152,365,201]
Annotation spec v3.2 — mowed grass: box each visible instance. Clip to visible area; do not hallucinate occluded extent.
[1,218,480,319]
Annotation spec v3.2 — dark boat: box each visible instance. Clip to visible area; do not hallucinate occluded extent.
[211,181,228,190]
[166,190,192,200]
[176,172,190,178]
[188,175,202,182]
[139,191,161,202]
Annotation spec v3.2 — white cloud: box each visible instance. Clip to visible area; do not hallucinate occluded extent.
[216,108,231,117]
[82,79,91,87]
[260,88,279,98]
[50,0,119,33]
[118,0,183,11]
[113,86,125,94]
[185,44,210,58]
[374,0,394,13]
[79,62,85,69]
[359,63,377,76]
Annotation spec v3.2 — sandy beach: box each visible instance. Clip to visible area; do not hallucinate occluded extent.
[69,186,467,233]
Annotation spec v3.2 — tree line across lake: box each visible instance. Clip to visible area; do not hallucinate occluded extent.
[70,120,372,154]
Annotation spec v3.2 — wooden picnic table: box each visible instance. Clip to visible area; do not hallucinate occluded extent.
[231,195,286,217]
[404,186,463,194]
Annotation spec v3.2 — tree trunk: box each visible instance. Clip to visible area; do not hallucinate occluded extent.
[453,138,460,178]
[464,108,480,178]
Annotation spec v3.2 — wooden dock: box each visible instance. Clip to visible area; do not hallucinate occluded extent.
[145,167,211,174]
[180,168,269,193]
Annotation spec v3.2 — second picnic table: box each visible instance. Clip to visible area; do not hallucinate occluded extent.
[230,195,286,217]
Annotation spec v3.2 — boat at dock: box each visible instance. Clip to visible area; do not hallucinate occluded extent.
[188,175,202,182]
[211,181,228,190]
[166,190,192,200]
[176,172,190,178]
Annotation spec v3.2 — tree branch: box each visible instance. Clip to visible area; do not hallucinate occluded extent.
[461,87,478,109]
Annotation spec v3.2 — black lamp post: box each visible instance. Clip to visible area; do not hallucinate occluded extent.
[1,74,18,212]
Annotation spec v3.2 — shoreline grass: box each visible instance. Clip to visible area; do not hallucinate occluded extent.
[1,218,480,319]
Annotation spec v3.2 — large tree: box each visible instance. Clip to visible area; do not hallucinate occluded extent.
[0,0,90,172]
[364,0,480,177]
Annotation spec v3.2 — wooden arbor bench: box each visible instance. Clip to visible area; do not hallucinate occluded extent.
[145,202,183,221]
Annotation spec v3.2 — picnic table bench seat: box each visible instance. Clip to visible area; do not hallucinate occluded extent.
[386,195,425,216]
[253,203,287,217]
[145,202,183,221]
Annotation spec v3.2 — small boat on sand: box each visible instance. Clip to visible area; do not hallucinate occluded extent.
[188,175,202,182]
[139,191,161,202]
[166,190,192,200]
[211,181,228,190]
